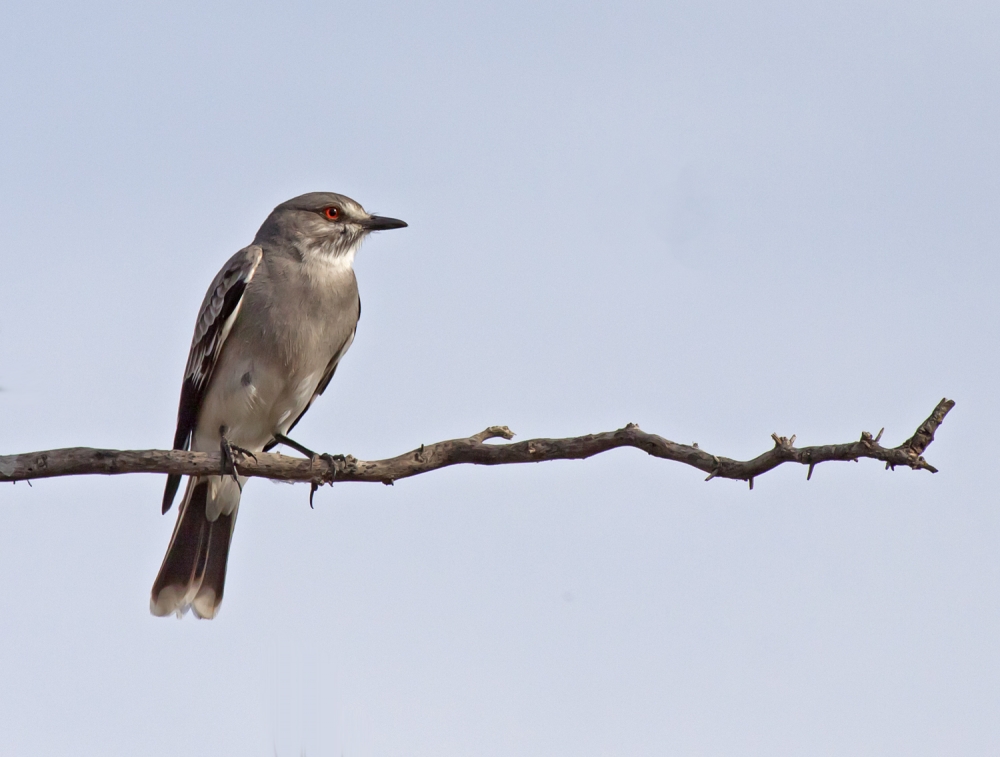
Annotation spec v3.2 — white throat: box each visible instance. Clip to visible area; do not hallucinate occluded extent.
[314,246,357,273]
[296,235,363,273]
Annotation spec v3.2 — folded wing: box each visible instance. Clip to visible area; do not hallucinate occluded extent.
[161,245,263,513]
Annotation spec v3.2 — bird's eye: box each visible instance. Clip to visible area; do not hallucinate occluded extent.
[323,206,341,221]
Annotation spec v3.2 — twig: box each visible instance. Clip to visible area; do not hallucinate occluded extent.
[0,399,955,491]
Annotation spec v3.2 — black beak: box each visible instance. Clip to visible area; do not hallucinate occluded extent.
[363,215,408,231]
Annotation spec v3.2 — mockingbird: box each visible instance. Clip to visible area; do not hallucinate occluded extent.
[151,192,407,619]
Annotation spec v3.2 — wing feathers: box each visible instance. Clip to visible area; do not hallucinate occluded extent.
[162,245,262,513]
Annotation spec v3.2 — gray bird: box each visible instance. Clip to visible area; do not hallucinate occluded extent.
[151,192,407,618]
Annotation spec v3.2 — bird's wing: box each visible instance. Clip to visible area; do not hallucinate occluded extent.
[161,245,263,513]
[262,295,360,452]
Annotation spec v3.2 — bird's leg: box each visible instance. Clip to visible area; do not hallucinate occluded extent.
[272,432,346,467]
[272,433,318,458]
[219,431,256,484]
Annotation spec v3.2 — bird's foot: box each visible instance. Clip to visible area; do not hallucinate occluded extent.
[270,434,347,507]
[220,436,256,484]
[309,454,348,509]
[319,452,348,467]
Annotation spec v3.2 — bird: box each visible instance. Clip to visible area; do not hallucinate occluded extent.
[150,192,407,619]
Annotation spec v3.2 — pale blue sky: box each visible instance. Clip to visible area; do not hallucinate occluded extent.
[1,1,998,754]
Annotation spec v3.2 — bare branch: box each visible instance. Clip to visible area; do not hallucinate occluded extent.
[0,399,955,492]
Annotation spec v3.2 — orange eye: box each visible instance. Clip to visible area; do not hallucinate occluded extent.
[324,206,340,220]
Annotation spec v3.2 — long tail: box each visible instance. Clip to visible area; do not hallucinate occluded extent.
[150,476,240,619]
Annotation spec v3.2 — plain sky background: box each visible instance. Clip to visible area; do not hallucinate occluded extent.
[1,1,998,754]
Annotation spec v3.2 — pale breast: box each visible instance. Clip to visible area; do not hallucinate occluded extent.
[192,249,361,452]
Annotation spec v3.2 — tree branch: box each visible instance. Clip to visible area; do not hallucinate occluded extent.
[0,399,954,492]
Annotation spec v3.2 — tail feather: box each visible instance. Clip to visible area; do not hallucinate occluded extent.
[151,477,239,619]
[162,472,182,514]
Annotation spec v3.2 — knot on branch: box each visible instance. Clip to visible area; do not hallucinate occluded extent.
[469,426,515,444]
[704,455,723,482]
[859,428,885,450]
[770,433,797,454]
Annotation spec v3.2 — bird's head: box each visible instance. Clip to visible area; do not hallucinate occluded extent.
[254,191,407,261]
